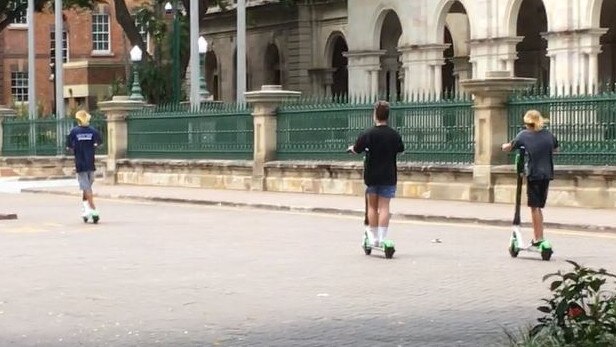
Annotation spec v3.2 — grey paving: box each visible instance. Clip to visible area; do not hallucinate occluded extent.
[1,193,616,346]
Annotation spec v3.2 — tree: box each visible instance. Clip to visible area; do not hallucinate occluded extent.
[0,0,101,32]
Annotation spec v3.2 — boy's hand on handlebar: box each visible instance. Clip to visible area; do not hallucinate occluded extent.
[346,145,355,154]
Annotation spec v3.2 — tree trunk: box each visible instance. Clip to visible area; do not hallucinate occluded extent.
[112,0,151,60]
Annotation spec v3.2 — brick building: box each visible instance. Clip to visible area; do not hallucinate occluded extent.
[0,2,142,116]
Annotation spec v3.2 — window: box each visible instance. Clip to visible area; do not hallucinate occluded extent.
[50,30,69,63]
[8,0,27,25]
[92,13,110,52]
[11,72,28,102]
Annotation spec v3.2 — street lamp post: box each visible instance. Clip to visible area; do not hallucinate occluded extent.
[198,36,211,102]
[165,1,181,104]
[129,46,144,101]
[49,62,56,115]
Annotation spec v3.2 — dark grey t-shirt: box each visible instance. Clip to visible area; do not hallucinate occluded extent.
[511,129,559,181]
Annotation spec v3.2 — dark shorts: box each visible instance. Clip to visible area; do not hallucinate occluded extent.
[366,185,396,199]
[527,179,550,208]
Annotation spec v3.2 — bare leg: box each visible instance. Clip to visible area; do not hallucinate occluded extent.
[367,193,379,243]
[530,207,544,242]
[377,197,391,227]
[84,190,96,211]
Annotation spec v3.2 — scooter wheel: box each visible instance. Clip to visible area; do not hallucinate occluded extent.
[508,245,519,258]
[92,216,99,224]
[363,246,372,255]
[541,248,553,261]
[384,247,395,259]
[82,217,88,223]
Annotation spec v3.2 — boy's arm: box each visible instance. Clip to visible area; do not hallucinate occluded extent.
[65,130,74,151]
[348,132,367,154]
[94,129,103,148]
[502,132,522,152]
[397,134,405,153]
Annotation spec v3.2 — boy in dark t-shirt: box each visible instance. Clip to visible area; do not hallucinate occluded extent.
[348,101,405,247]
[502,109,559,247]
[66,110,103,220]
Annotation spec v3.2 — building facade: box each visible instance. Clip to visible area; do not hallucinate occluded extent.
[0,1,140,116]
[202,0,616,102]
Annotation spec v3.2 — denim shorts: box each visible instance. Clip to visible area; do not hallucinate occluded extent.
[366,185,396,198]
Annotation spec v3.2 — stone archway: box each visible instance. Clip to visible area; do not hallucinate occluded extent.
[264,44,281,86]
[331,35,348,97]
[514,0,549,87]
[598,0,616,86]
[379,10,402,100]
[440,1,470,95]
[205,51,219,100]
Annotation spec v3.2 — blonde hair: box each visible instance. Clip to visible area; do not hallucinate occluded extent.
[75,110,91,127]
[523,109,545,131]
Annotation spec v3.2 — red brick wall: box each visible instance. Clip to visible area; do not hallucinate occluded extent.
[1,1,139,115]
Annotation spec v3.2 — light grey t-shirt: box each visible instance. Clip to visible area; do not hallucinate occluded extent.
[512,129,559,181]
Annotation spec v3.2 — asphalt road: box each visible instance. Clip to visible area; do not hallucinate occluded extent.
[1,192,616,346]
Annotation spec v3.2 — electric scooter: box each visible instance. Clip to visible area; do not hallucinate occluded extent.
[361,193,396,259]
[508,147,553,261]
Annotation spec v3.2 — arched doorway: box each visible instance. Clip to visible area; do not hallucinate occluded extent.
[205,51,219,100]
[514,0,549,87]
[443,27,455,93]
[331,35,348,97]
[264,44,281,86]
[379,11,402,100]
[599,0,616,86]
[440,1,470,95]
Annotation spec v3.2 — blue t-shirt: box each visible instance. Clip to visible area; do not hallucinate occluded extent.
[66,126,102,173]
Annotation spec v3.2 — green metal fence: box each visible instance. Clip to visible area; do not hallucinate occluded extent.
[1,115,107,156]
[507,90,616,166]
[276,96,475,164]
[126,103,253,160]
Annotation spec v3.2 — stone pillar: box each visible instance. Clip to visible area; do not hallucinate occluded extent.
[344,50,384,98]
[460,71,535,203]
[399,44,448,96]
[244,85,301,191]
[0,106,17,155]
[97,96,146,184]
[469,37,521,79]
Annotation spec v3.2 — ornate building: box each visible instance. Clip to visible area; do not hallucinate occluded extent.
[203,0,616,102]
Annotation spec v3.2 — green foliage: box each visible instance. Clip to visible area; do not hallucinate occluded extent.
[509,261,616,347]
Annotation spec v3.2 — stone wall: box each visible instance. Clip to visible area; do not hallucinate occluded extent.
[113,159,616,209]
[0,156,107,178]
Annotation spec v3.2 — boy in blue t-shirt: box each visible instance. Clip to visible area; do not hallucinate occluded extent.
[66,110,103,220]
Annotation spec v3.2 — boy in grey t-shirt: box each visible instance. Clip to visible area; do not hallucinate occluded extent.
[502,110,559,246]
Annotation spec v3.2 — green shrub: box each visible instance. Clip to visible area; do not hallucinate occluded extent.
[509,260,616,347]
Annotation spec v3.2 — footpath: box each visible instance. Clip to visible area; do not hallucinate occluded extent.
[19,183,616,233]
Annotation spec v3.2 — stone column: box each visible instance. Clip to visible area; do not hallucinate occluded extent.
[460,71,535,203]
[399,44,448,97]
[97,96,146,184]
[344,50,384,98]
[0,106,17,155]
[469,37,521,79]
[244,85,301,191]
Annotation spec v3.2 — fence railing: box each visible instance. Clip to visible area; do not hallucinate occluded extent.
[126,103,253,160]
[507,90,616,166]
[276,96,475,164]
[1,115,107,156]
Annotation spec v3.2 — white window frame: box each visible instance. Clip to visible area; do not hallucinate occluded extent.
[50,29,70,64]
[11,71,29,102]
[91,12,111,54]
